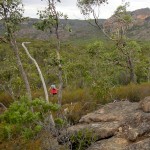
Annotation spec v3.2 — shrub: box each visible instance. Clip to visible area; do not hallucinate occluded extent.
[111,83,150,102]
[70,129,97,150]
[62,88,94,104]
[0,93,13,107]
[62,101,97,124]
[0,96,60,140]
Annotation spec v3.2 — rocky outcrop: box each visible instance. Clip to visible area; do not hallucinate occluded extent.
[124,138,150,150]
[104,8,150,40]
[63,100,150,150]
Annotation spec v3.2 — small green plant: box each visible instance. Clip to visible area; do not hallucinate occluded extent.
[2,125,13,139]
[70,129,97,150]
[55,118,65,128]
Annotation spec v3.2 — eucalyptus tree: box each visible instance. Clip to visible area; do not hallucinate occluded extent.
[35,0,66,106]
[105,4,140,83]
[0,0,32,100]
[77,1,140,83]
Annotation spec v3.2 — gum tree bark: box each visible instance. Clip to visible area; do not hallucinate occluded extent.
[22,42,55,126]
[10,39,32,100]
[0,0,32,100]
[22,42,49,103]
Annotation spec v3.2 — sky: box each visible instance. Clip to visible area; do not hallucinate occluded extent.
[23,0,150,19]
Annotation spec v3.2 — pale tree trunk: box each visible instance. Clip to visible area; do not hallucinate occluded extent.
[22,42,55,126]
[22,42,49,103]
[10,39,32,101]
[1,1,31,101]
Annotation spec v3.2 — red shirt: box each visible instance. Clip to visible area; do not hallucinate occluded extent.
[50,88,58,95]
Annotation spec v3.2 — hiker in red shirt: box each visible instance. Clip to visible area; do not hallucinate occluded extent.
[49,84,58,96]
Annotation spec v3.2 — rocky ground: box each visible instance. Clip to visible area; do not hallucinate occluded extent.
[62,96,150,150]
[1,97,150,150]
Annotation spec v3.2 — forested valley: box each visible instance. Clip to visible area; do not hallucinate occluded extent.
[0,0,150,150]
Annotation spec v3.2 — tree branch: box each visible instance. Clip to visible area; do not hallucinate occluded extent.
[0,102,7,110]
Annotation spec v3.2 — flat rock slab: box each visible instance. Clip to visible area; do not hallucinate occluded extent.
[87,137,129,150]
[68,121,120,140]
[79,101,139,123]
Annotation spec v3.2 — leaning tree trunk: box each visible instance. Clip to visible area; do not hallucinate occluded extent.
[2,2,31,101]
[10,39,32,101]
[22,42,55,126]
[22,42,49,103]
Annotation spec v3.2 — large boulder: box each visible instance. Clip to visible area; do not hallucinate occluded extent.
[127,122,150,141]
[124,138,150,150]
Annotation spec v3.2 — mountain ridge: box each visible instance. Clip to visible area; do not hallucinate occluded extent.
[0,8,150,41]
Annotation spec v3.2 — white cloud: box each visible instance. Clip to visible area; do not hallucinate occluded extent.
[22,0,150,19]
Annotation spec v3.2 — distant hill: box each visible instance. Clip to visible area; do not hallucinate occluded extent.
[0,8,150,41]
[14,19,106,41]
[128,8,150,39]
[104,8,150,40]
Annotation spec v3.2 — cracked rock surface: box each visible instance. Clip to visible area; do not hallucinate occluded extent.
[64,97,150,150]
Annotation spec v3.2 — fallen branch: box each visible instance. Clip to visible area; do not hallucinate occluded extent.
[0,102,7,110]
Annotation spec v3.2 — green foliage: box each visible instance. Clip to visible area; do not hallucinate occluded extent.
[70,129,97,150]
[22,128,34,139]
[91,78,112,104]
[0,43,23,100]
[109,4,142,83]
[1,124,13,139]
[87,41,104,57]
[34,0,65,33]
[22,125,42,139]
[55,118,65,127]
[114,2,132,23]
[0,96,60,140]
[0,0,26,36]
[0,38,149,105]
[77,0,108,17]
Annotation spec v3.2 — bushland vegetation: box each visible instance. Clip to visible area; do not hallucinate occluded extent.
[0,38,150,114]
[0,0,150,149]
